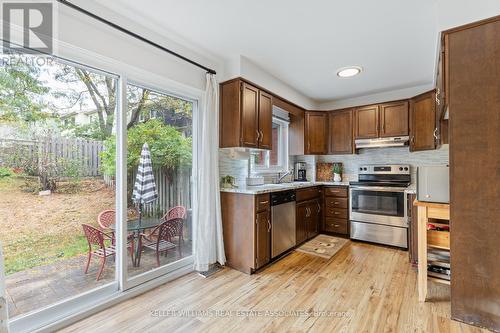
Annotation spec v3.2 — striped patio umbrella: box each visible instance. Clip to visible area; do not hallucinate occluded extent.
[132,143,158,223]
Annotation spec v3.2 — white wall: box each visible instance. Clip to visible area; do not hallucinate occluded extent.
[317,83,434,110]
[436,0,500,30]
[1,0,225,93]
[224,56,318,110]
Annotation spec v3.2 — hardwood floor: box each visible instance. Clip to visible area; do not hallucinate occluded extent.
[60,241,489,333]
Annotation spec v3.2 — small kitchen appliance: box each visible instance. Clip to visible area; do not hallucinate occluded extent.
[294,162,307,181]
[417,166,449,203]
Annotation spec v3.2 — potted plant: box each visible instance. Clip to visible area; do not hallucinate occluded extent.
[333,164,343,182]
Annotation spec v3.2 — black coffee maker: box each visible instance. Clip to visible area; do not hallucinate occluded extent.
[294,162,307,181]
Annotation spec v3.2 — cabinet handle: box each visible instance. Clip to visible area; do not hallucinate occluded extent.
[267,219,271,232]
[260,130,264,142]
[433,128,438,140]
[334,224,340,227]
[256,130,260,141]
[306,207,310,217]
[259,201,269,205]
[317,202,321,213]
[334,201,339,205]
[411,136,415,146]
[334,211,340,215]
[435,95,441,105]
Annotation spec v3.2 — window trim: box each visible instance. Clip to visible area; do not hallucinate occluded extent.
[252,117,289,174]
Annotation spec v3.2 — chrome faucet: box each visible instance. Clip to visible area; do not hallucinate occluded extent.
[276,170,291,184]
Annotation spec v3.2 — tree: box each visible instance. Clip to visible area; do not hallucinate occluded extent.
[0,58,49,122]
[100,119,192,177]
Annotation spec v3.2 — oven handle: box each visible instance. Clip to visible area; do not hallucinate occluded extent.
[350,186,407,193]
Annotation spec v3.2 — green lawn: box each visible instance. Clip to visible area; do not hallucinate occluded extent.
[0,176,115,274]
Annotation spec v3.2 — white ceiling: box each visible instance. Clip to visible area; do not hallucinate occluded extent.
[95,0,440,103]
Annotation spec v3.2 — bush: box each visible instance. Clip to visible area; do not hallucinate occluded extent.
[0,167,14,178]
[100,119,192,176]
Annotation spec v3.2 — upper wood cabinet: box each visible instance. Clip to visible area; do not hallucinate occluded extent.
[354,104,379,139]
[328,109,353,154]
[410,91,436,151]
[219,79,272,149]
[304,111,328,154]
[379,101,409,137]
[258,91,273,150]
[354,101,409,140]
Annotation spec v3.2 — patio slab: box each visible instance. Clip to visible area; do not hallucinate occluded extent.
[5,241,192,318]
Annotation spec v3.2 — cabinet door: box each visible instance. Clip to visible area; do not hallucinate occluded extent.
[410,91,436,151]
[308,199,320,239]
[240,83,259,148]
[258,91,273,150]
[329,109,353,154]
[355,105,379,139]
[379,101,409,137]
[255,210,271,269]
[296,202,308,245]
[305,112,328,154]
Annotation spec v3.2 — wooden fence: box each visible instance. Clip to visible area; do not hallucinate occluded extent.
[0,136,104,177]
[105,167,192,218]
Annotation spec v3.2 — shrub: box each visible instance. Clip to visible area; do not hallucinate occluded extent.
[0,167,14,178]
[100,119,192,176]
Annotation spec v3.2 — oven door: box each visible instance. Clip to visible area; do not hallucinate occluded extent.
[350,186,407,227]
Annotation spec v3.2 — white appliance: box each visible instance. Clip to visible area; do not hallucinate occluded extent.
[417,166,449,203]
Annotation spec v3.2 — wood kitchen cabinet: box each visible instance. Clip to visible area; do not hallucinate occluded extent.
[296,187,321,244]
[220,192,271,274]
[328,109,354,154]
[355,101,409,139]
[410,91,436,151]
[379,101,409,137]
[322,186,349,235]
[354,104,379,139]
[220,79,273,149]
[304,111,328,154]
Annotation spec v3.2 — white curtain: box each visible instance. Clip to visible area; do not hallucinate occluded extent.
[194,73,225,271]
[0,244,9,333]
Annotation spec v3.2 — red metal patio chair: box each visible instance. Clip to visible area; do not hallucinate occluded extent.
[82,224,134,280]
[138,219,182,267]
[145,206,187,244]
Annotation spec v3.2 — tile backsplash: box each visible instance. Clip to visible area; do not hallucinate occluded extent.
[220,145,449,185]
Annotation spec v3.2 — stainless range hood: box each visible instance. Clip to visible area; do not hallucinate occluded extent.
[355,136,409,149]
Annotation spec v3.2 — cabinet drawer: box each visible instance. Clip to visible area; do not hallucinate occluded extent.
[255,194,270,212]
[325,207,348,219]
[324,187,348,197]
[296,187,321,202]
[325,197,348,209]
[427,230,450,250]
[324,218,348,234]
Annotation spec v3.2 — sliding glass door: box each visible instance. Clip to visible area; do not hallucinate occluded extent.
[0,47,198,331]
[0,48,119,318]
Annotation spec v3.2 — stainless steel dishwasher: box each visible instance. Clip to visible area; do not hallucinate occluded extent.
[271,190,296,258]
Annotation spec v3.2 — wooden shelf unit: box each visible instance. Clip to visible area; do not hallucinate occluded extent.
[414,199,450,302]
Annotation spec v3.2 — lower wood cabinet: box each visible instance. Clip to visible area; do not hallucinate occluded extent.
[296,187,321,244]
[322,186,349,236]
[220,192,271,274]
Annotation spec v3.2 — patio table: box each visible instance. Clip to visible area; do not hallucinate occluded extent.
[110,217,163,267]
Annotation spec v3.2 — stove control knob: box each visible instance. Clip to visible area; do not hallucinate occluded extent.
[399,167,403,171]
[359,167,363,171]
[404,167,409,171]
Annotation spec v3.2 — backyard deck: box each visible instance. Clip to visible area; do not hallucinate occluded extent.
[5,241,192,318]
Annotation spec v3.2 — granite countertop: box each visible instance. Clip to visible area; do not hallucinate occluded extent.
[220,181,350,194]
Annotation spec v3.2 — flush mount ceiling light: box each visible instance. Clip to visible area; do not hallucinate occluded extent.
[337,66,363,78]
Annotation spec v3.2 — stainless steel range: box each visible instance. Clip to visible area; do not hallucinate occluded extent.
[349,164,410,248]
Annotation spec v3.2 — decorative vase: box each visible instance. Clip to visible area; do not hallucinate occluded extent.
[333,173,342,182]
